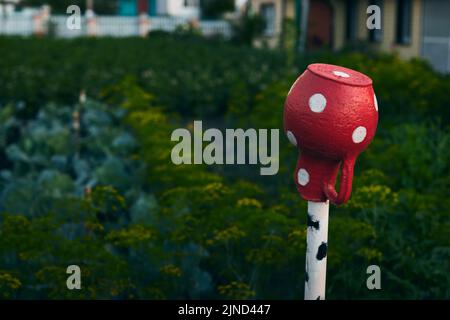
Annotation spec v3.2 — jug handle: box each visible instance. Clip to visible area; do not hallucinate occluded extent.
[323,156,356,205]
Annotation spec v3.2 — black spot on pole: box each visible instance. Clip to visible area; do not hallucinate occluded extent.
[316,296,320,300]
[316,242,327,260]
[307,214,319,230]
[305,271,309,282]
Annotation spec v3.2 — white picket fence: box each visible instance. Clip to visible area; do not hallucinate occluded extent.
[0,14,232,38]
[0,14,34,36]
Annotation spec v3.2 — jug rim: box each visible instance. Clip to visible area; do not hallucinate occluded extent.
[307,63,373,87]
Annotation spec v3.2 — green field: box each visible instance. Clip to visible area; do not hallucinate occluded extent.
[0,34,449,299]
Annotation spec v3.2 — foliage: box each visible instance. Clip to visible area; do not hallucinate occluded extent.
[0,35,449,299]
[230,11,266,46]
[279,18,298,66]
[0,36,287,119]
[201,0,235,19]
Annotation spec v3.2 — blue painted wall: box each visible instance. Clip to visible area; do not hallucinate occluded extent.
[118,0,159,17]
[118,0,137,16]
[148,0,157,16]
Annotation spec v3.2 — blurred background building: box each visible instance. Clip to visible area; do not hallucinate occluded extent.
[0,0,237,38]
[0,0,449,73]
[251,0,450,73]
[0,0,20,15]
[117,0,200,19]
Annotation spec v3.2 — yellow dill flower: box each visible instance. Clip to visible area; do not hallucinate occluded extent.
[218,281,255,299]
[237,198,262,209]
[0,272,22,291]
[105,225,153,247]
[213,226,247,242]
[160,265,182,277]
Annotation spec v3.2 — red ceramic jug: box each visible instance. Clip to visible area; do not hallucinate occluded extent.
[284,63,378,205]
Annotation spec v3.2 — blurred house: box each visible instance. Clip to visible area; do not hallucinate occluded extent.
[117,0,247,19]
[250,0,450,73]
[0,0,232,38]
[117,0,200,19]
[0,0,21,15]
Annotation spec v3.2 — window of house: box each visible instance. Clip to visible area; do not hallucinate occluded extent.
[345,0,358,41]
[396,0,412,44]
[260,3,276,36]
[369,0,383,43]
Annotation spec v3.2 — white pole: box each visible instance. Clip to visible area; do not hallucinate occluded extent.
[305,200,329,300]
